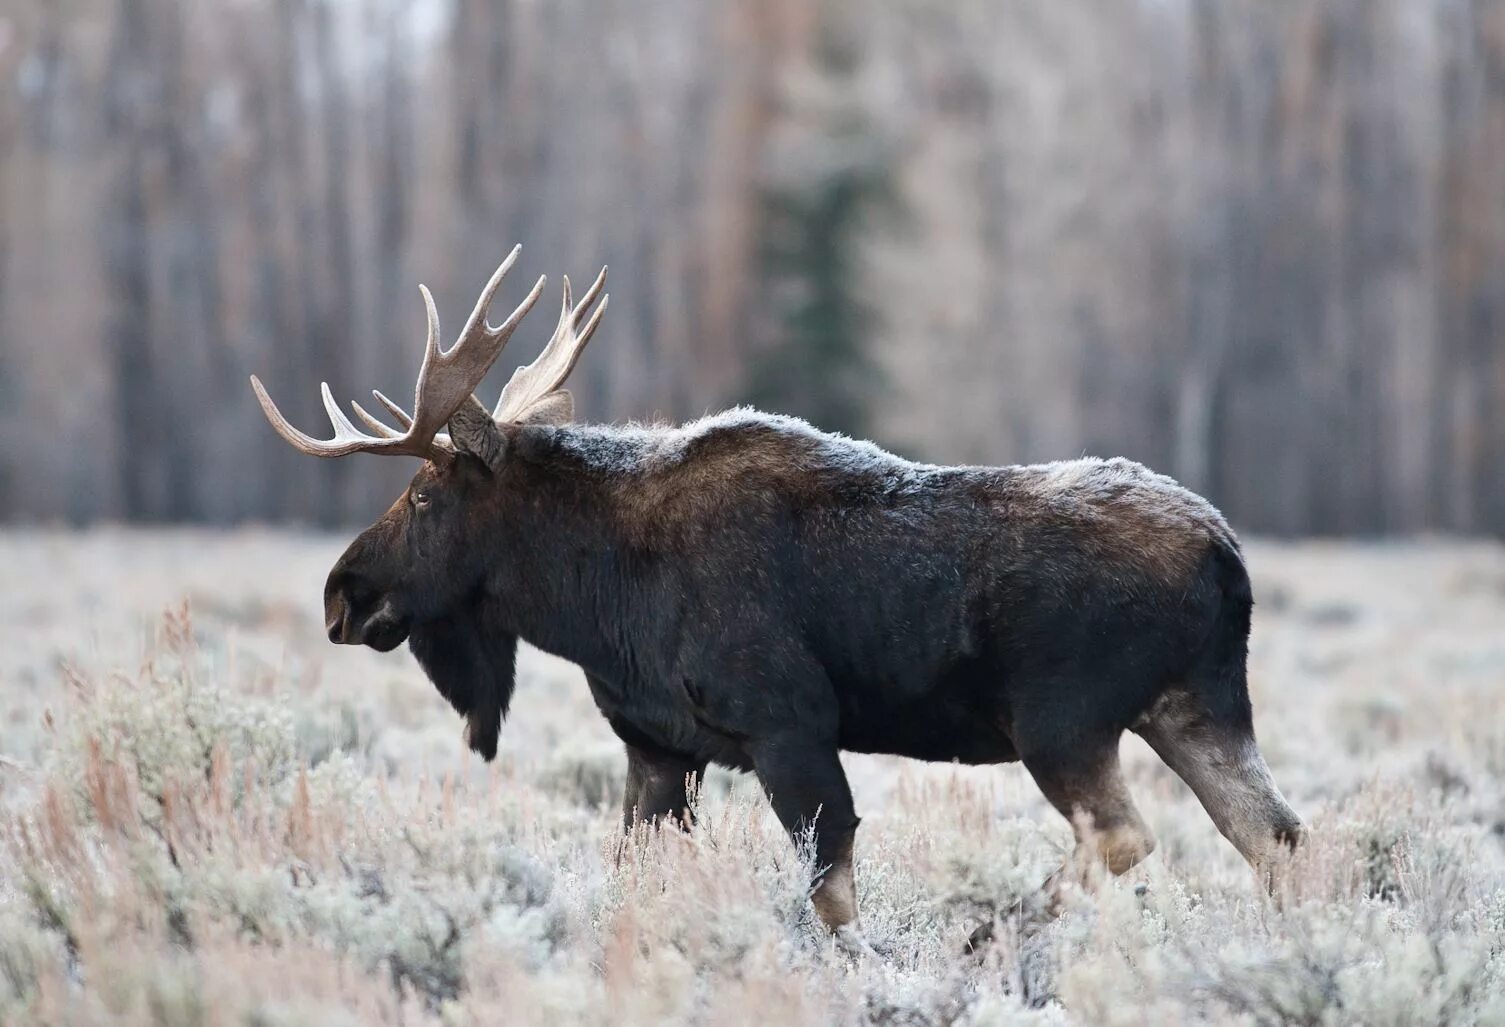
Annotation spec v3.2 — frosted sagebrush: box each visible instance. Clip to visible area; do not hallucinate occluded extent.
[0,538,1503,1024]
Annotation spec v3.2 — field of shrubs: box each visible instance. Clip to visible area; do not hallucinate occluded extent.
[1,529,1503,1025]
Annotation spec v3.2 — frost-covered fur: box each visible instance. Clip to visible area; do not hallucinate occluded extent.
[552,408,1232,540]
[537,409,1236,578]
[549,407,918,476]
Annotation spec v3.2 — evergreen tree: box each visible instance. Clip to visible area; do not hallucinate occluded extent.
[743,27,895,439]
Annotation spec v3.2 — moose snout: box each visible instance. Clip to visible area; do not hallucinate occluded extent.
[323,579,409,651]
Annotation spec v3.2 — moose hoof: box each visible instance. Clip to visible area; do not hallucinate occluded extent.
[832,924,882,963]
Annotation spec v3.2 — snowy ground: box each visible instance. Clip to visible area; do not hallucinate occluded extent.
[1,529,1503,1024]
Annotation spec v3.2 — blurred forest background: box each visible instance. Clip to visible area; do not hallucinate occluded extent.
[0,0,1503,534]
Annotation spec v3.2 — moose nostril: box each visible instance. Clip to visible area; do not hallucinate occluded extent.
[324,596,350,644]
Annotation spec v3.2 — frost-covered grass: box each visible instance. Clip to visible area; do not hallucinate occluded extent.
[1,530,1504,1024]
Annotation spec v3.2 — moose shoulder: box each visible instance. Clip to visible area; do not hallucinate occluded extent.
[251,248,1304,939]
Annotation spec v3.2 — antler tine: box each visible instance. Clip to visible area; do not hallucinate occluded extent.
[349,399,403,439]
[250,375,334,455]
[576,293,610,348]
[418,283,443,365]
[494,265,608,423]
[370,389,414,431]
[320,382,367,440]
[558,275,574,331]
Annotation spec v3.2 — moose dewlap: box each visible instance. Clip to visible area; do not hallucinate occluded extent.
[251,246,1305,938]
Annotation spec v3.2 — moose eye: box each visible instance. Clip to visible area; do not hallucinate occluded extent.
[411,489,431,508]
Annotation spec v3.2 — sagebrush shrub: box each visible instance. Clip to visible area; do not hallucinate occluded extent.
[2,540,1505,1026]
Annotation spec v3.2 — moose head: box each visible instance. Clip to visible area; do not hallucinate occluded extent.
[250,246,607,755]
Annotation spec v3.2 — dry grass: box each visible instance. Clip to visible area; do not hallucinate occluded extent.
[1,529,1503,1025]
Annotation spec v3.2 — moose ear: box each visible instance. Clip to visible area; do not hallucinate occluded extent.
[447,394,506,468]
[516,389,574,426]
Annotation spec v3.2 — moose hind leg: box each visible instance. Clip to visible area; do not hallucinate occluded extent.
[1021,735,1157,897]
[1134,690,1305,886]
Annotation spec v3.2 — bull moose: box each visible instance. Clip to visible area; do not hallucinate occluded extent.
[251,247,1304,938]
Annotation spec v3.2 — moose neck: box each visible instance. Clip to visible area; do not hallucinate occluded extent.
[476,425,649,676]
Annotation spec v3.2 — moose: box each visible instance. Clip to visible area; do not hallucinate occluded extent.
[251,247,1304,939]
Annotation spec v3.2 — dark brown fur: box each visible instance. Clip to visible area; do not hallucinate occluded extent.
[320,405,1304,931]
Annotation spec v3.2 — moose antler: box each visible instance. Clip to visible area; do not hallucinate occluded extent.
[249,245,547,461]
[493,265,608,423]
[360,264,608,435]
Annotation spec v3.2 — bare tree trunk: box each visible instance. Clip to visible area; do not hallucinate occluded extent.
[310,0,357,524]
[104,0,161,520]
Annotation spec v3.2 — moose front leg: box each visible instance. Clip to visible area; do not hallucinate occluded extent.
[750,735,862,934]
[622,742,705,832]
